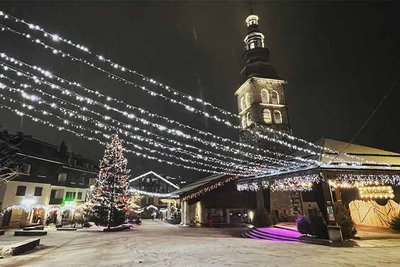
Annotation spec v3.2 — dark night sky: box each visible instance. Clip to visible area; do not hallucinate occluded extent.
[1,1,400,180]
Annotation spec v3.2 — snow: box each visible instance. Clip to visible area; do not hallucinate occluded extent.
[1,220,399,266]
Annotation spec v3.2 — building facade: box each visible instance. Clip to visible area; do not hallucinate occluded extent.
[0,132,97,227]
[128,171,180,220]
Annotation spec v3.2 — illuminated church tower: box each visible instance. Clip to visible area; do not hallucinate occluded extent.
[235,14,291,148]
[235,13,297,221]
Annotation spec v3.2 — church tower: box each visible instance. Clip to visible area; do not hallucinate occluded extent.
[235,13,297,221]
[235,14,291,148]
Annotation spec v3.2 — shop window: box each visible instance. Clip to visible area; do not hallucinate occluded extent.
[16,185,26,196]
[263,109,272,123]
[271,90,279,104]
[261,89,269,103]
[273,110,283,124]
[34,187,43,196]
[58,173,67,182]
[77,192,82,200]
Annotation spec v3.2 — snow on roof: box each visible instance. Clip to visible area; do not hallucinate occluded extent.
[129,171,180,189]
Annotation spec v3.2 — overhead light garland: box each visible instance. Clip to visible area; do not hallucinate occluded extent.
[0,102,247,175]
[0,21,362,166]
[0,11,392,168]
[0,54,310,169]
[0,72,281,173]
[4,90,261,176]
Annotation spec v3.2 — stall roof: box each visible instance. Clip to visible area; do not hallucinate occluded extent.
[171,174,226,196]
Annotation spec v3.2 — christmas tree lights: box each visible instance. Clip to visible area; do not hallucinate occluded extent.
[86,134,131,228]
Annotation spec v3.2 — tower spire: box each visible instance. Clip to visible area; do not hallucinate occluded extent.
[241,12,279,80]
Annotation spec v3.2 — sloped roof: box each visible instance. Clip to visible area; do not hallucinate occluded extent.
[239,137,400,184]
[319,138,400,167]
[170,174,226,196]
[129,171,180,189]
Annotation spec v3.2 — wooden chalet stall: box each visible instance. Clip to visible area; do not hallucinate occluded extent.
[172,174,259,226]
[237,138,400,229]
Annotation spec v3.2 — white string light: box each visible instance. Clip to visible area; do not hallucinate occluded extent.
[0,100,247,175]
[0,11,391,168]
[0,87,261,176]
[0,54,312,168]
[0,69,298,176]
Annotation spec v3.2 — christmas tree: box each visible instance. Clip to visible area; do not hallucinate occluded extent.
[87,134,130,228]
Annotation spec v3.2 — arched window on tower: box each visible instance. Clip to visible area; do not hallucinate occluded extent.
[246,112,252,126]
[240,96,246,111]
[261,89,269,103]
[273,110,283,124]
[245,93,251,108]
[271,90,279,104]
[263,109,272,124]
[241,115,247,129]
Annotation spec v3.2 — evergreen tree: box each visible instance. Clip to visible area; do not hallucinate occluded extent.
[87,134,130,228]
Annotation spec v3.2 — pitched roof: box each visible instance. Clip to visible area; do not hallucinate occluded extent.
[170,174,226,196]
[129,171,180,189]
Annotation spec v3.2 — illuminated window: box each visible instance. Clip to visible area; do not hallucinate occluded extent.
[273,110,283,124]
[241,116,247,128]
[261,89,269,103]
[240,96,246,111]
[246,112,252,126]
[263,109,272,123]
[271,90,279,104]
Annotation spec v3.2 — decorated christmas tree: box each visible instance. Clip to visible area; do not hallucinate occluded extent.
[87,134,130,228]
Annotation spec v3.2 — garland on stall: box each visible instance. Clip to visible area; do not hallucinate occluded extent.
[182,175,240,202]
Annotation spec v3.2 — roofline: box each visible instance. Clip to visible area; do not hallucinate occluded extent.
[238,165,400,184]
[129,171,180,189]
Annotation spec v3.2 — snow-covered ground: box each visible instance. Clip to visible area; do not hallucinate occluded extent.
[1,220,400,266]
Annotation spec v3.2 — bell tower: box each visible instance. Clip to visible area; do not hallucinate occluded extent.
[235,14,291,148]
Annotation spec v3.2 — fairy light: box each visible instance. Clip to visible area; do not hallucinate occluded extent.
[0,101,244,175]
[129,188,178,198]
[0,12,391,168]
[181,175,240,201]
[1,84,284,177]
[0,87,255,176]
[0,56,310,168]
[0,13,387,167]
[0,73,293,175]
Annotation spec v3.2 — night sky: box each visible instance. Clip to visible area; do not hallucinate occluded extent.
[1,1,400,180]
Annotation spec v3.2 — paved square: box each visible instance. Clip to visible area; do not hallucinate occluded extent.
[1,220,400,266]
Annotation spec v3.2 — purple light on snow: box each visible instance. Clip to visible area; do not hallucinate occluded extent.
[257,227,302,238]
